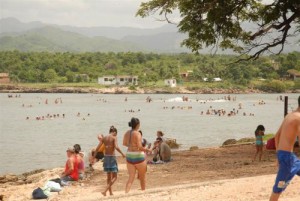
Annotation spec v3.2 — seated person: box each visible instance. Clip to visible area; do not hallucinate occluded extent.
[73,144,85,179]
[152,137,171,162]
[79,151,85,179]
[156,131,166,141]
[61,147,83,184]
[88,134,106,169]
[139,130,151,150]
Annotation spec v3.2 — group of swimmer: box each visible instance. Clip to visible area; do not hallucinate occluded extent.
[163,106,193,110]
[25,112,91,121]
[61,119,172,196]
[7,94,21,98]
[201,108,255,117]
[97,98,108,103]
[45,98,63,105]
[125,109,141,113]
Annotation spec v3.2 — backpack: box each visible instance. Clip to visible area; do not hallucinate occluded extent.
[32,187,48,199]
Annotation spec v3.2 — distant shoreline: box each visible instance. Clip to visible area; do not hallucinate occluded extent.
[2,83,297,94]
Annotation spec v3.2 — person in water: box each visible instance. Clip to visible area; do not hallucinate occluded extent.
[123,117,151,193]
[269,96,300,201]
[253,125,265,162]
[100,126,125,196]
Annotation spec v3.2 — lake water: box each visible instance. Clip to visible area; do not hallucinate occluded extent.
[0,93,299,175]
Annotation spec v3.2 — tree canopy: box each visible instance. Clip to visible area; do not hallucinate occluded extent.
[0,51,299,86]
[137,0,300,60]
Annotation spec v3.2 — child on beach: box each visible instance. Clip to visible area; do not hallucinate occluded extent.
[253,125,265,162]
[100,126,125,196]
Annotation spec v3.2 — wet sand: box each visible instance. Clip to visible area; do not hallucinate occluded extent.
[1,144,299,201]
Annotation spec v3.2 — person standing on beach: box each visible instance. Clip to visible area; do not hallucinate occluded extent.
[252,125,265,162]
[100,126,125,196]
[123,117,151,193]
[269,96,300,201]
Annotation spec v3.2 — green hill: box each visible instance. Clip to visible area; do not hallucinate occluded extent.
[0,26,145,52]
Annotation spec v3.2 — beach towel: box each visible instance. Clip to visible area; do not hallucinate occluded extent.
[45,181,62,192]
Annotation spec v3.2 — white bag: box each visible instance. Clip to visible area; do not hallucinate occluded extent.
[45,181,62,192]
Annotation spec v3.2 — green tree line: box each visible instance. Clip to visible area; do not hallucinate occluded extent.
[0,51,299,86]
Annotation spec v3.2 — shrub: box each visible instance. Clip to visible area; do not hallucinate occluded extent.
[257,80,286,92]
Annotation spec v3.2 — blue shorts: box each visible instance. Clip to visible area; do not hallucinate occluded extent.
[103,155,118,173]
[273,150,300,193]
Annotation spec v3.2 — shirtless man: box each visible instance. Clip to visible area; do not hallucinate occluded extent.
[270,96,300,201]
[99,126,125,196]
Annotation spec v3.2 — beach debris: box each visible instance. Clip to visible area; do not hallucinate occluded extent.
[166,138,180,149]
[237,138,255,143]
[189,146,199,151]
[222,139,237,146]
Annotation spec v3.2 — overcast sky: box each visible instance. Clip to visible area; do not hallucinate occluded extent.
[0,0,274,28]
[0,0,171,28]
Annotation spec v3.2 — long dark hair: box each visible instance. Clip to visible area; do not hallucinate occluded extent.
[128,117,140,129]
[73,144,81,154]
[255,125,265,136]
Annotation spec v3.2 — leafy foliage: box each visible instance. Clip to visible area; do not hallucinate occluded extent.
[0,51,299,89]
[137,0,300,59]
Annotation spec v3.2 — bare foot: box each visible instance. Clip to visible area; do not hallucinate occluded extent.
[109,193,113,196]
[101,192,106,196]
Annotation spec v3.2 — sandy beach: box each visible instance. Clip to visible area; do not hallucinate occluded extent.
[1,144,300,201]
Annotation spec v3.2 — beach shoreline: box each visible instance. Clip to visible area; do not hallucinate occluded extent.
[0,83,271,94]
[2,144,300,201]
[1,83,299,94]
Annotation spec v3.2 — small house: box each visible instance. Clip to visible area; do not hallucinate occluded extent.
[164,79,177,87]
[0,73,10,83]
[98,75,138,85]
[287,69,300,81]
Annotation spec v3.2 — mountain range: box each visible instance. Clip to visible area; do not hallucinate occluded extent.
[0,17,189,53]
[0,17,298,53]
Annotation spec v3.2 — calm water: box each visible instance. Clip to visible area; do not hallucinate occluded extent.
[0,93,298,175]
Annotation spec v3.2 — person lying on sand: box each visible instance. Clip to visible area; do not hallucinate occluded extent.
[269,96,300,201]
[100,126,125,196]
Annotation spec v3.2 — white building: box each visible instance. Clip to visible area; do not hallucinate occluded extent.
[203,77,222,82]
[98,75,138,85]
[164,79,177,87]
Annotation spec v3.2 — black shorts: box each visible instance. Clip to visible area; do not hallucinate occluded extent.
[95,152,104,160]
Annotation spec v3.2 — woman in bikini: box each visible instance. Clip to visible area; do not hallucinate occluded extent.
[123,117,151,193]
